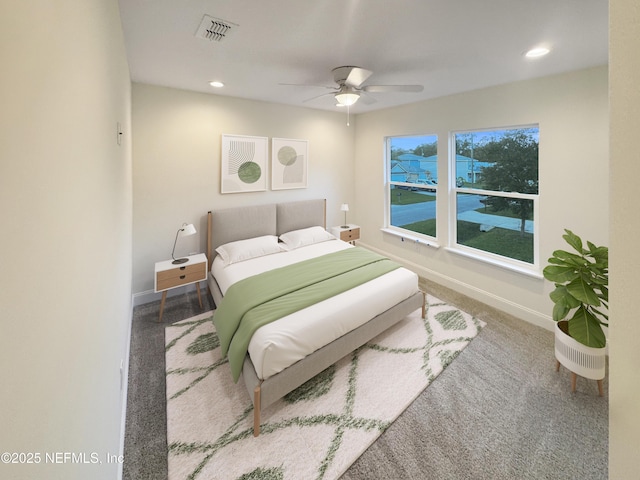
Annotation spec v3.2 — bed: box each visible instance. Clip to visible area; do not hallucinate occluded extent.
[206,199,425,436]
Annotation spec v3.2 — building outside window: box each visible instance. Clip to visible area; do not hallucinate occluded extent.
[386,134,438,239]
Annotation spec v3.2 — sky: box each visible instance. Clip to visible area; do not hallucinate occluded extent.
[389,127,539,151]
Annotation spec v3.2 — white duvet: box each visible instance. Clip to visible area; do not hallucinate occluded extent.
[212,239,419,380]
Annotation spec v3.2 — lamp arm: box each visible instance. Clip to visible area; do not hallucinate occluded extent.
[171,228,182,261]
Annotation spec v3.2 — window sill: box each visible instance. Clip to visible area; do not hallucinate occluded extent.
[445,246,543,279]
[380,228,440,249]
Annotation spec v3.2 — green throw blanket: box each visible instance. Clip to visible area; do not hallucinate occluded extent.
[213,247,401,382]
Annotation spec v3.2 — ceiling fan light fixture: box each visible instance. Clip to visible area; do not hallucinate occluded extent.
[335,92,360,106]
[525,46,550,58]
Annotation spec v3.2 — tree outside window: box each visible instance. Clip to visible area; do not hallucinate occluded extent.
[453,127,539,265]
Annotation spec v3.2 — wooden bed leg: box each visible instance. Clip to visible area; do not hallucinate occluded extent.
[253,384,261,437]
[421,291,426,319]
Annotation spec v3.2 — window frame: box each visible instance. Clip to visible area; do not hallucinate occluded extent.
[447,126,541,276]
[384,134,439,245]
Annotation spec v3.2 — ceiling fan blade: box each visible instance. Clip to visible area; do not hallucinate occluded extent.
[332,66,373,88]
[358,92,377,105]
[279,83,336,90]
[362,84,424,93]
[303,92,335,103]
[344,67,373,87]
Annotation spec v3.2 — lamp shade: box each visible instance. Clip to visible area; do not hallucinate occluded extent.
[179,223,197,236]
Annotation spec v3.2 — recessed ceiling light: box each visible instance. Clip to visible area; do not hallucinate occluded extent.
[525,47,550,58]
[209,81,224,88]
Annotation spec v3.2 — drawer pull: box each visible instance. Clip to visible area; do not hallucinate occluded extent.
[180,275,186,279]
[180,266,186,270]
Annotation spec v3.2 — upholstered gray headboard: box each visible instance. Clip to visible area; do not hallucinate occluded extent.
[207,199,326,269]
[276,199,326,235]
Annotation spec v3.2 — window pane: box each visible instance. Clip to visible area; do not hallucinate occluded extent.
[387,134,438,239]
[390,184,437,237]
[390,135,438,186]
[456,192,534,263]
[454,128,538,193]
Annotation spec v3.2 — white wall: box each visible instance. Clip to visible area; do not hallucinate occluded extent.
[353,66,608,329]
[132,84,356,297]
[609,0,640,476]
[0,2,132,479]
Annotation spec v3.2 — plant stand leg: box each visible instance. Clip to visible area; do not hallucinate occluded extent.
[555,360,560,372]
[597,379,604,397]
[571,372,577,393]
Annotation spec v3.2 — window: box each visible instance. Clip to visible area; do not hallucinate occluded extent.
[451,127,539,267]
[386,135,438,239]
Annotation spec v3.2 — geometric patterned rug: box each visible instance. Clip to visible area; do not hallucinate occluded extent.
[165,294,485,480]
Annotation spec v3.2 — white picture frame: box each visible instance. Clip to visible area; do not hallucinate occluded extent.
[221,134,268,194]
[271,138,308,190]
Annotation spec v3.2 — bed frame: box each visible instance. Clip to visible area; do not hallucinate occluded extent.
[206,199,424,436]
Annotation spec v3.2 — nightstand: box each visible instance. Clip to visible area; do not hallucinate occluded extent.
[154,253,207,322]
[331,224,360,245]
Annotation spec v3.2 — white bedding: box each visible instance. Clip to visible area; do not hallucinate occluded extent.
[212,239,419,380]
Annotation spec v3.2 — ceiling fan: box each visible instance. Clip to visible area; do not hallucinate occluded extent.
[283,66,424,107]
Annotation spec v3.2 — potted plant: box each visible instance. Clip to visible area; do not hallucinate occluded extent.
[542,229,608,394]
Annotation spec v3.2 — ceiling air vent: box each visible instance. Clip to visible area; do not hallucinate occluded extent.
[195,15,238,42]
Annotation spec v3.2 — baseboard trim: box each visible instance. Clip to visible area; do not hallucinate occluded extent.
[360,241,554,332]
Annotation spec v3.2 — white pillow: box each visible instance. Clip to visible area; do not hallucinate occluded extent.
[215,235,282,266]
[279,226,335,250]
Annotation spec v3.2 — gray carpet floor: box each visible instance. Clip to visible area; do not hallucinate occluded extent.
[123,281,608,480]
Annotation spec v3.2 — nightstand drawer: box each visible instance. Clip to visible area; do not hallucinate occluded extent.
[339,228,360,242]
[156,263,206,291]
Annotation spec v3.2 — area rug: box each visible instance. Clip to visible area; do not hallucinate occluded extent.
[165,294,485,480]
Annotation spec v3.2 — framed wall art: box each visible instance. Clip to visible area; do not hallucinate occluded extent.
[221,134,268,194]
[271,138,308,190]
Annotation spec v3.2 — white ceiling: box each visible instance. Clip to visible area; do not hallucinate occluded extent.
[118,0,608,113]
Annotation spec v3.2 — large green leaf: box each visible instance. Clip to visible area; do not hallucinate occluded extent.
[588,244,608,263]
[549,285,581,308]
[552,301,571,322]
[543,265,580,284]
[591,307,609,325]
[551,249,586,265]
[566,276,601,306]
[563,229,584,254]
[568,307,607,348]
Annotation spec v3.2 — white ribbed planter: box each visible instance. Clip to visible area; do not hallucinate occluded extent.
[555,321,605,395]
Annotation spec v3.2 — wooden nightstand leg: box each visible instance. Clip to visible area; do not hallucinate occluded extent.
[195,281,203,309]
[158,291,167,323]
